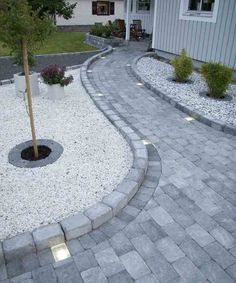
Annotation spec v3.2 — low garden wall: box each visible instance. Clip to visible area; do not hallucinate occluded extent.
[86,33,125,49]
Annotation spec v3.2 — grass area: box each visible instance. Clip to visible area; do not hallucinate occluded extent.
[0,32,96,56]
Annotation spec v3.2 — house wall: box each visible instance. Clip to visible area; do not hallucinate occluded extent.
[124,0,155,34]
[152,0,236,69]
[57,0,124,26]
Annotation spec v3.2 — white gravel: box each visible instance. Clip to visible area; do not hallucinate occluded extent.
[137,57,236,126]
[0,69,133,240]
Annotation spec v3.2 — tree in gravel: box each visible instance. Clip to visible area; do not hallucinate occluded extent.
[0,0,54,158]
[28,0,77,24]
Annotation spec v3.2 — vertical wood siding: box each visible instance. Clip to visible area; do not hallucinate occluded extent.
[153,0,236,69]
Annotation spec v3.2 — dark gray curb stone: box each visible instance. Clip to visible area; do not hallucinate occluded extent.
[8,139,63,168]
[131,53,236,136]
[1,46,149,267]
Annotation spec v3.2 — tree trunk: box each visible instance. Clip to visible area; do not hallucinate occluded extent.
[22,39,39,158]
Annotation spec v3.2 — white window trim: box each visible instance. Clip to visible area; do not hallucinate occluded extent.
[179,0,219,23]
[136,0,151,14]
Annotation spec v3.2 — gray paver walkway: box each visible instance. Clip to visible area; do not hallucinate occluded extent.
[1,42,236,283]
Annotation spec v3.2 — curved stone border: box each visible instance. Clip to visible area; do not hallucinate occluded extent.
[131,53,236,136]
[8,139,63,168]
[1,46,149,264]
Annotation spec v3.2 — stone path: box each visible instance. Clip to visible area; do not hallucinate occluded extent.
[1,43,236,282]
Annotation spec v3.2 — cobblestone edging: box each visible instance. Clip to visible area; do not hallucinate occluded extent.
[0,47,149,267]
[131,53,236,136]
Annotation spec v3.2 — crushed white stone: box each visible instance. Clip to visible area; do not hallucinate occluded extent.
[0,69,133,240]
[137,57,236,126]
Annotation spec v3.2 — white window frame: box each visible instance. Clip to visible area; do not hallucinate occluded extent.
[136,0,151,14]
[179,0,219,23]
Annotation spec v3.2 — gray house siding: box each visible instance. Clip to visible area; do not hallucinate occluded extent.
[153,0,236,69]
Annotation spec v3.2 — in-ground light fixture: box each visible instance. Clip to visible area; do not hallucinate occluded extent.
[51,243,71,262]
[185,116,195,122]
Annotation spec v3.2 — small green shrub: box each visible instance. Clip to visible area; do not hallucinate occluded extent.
[171,49,193,83]
[201,62,233,98]
[90,25,112,38]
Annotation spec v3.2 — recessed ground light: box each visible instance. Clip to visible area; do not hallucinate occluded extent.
[97,93,104,96]
[87,70,92,73]
[185,116,195,122]
[137,82,143,86]
[51,243,71,262]
[126,64,131,67]
[100,56,106,59]
[143,139,152,145]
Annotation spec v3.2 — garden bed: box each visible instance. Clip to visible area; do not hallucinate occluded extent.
[86,33,125,49]
[0,69,133,240]
[136,56,236,127]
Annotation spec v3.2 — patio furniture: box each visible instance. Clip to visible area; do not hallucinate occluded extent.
[132,20,146,39]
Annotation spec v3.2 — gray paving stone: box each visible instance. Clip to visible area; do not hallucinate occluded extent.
[156,237,185,263]
[21,253,40,273]
[192,211,218,231]
[91,240,111,254]
[0,265,7,281]
[66,239,84,256]
[140,219,167,242]
[123,222,145,239]
[108,270,134,283]
[179,239,211,267]
[0,245,4,266]
[116,179,139,201]
[10,272,32,283]
[145,253,178,283]
[173,257,206,283]
[6,260,24,278]
[204,241,236,269]
[160,184,180,200]
[54,260,83,283]
[120,251,151,280]
[73,250,97,272]
[84,202,113,229]
[33,224,64,251]
[37,249,54,267]
[61,213,92,240]
[186,224,215,247]
[109,232,133,256]
[32,265,57,283]
[131,235,158,260]
[226,263,236,281]
[210,226,236,249]
[3,233,35,262]
[81,266,108,283]
[148,206,173,226]
[213,212,236,233]
[89,230,107,244]
[79,234,96,250]
[200,261,234,283]
[163,222,189,244]
[135,273,159,283]
[95,248,124,277]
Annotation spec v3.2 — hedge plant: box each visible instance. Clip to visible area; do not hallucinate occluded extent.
[90,25,112,38]
[201,62,233,99]
[171,49,193,83]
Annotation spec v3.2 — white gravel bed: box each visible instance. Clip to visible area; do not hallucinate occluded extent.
[137,57,236,126]
[0,69,133,240]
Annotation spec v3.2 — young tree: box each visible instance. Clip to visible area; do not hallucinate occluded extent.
[0,0,54,158]
[28,0,77,23]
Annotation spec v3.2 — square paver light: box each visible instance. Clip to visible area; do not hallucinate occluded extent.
[51,243,71,262]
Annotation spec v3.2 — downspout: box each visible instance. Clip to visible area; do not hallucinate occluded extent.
[152,0,157,49]
[125,0,131,41]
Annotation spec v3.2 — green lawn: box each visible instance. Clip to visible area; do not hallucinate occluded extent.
[0,32,96,56]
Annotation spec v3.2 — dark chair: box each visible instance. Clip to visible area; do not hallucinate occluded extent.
[132,20,146,39]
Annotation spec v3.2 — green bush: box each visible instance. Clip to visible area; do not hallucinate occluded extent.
[201,62,233,99]
[171,49,193,83]
[90,25,112,38]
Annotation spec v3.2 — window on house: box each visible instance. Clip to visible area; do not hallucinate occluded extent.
[92,1,115,16]
[188,0,215,12]
[179,0,219,22]
[137,0,151,12]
